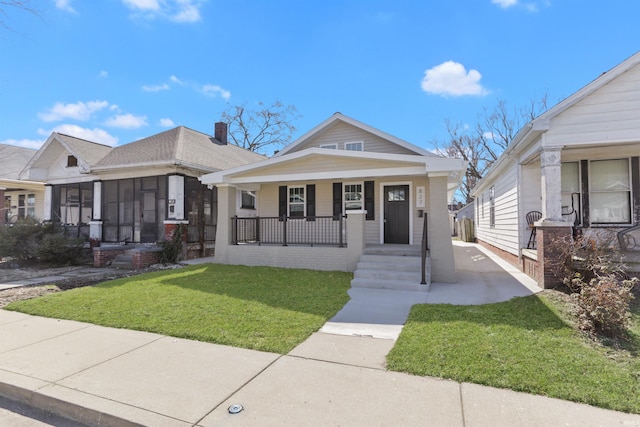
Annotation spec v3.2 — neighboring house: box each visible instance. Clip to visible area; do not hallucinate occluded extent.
[0,144,44,225]
[201,113,467,283]
[19,124,264,258]
[472,52,640,288]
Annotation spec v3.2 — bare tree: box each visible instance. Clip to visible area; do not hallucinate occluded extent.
[0,0,41,31]
[434,95,549,204]
[221,101,300,154]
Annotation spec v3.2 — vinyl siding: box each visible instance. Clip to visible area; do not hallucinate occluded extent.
[545,64,640,146]
[289,122,418,155]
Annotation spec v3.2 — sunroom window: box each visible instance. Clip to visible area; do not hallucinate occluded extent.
[590,158,631,224]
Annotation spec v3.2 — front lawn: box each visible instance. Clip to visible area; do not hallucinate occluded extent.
[387,294,640,414]
[5,264,351,354]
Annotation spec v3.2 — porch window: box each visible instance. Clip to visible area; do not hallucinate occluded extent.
[344,183,363,211]
[241,191,256,209]
[590,159,631,224]
[289,186,305,218]
[561,162,581,225]
[344,141,363,151]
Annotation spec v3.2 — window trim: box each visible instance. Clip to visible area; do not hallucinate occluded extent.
[288,185,305,218]
[588,158,632,225]
[343,182,364,212]
[344,141,363,151]
[67,155,78,168]
[319,143,338,149]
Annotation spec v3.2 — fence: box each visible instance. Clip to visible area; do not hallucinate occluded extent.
[232,216,347,247]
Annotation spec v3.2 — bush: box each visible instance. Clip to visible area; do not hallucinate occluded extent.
[159,225,184,264]
[548,230,638,337]
[0,218,86,266]
[569,274,637,336]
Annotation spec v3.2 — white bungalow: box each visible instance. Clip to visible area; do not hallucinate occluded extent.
[0,144,44,225]
[201,113,467,286]
[473,52,640,287]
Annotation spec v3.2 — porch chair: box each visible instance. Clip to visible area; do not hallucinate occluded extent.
[526,211,542,249]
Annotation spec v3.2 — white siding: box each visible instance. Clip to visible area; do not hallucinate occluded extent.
[475,160,520,256]
[290,122,418,155]
[546,64,640,146]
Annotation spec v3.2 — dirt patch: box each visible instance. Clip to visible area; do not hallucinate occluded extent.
[0,263,183,309]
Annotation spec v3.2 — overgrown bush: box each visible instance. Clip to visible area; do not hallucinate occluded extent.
[548,231,637,337]
[159,225,184,264]
[0,218,86,266]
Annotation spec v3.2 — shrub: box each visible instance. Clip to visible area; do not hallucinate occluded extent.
[548,230,638,337]
[0,218,86,266]
[569,274,637,336]
[159,225,184,264]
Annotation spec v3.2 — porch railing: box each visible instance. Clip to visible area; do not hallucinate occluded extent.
[232,215,346,247]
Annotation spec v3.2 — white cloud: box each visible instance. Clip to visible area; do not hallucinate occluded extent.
[39,100,110,122]
[142,83,170,92]
[38,125,119,146]
[0,138,45,149]
[121,0,204,23]
[170,75,185,85]
[99,70,108,78]
[421,61,488,97]
[55,0,76,13]
[492,0,518,7]
[104,114,148,129]
[202,84,231,100]
[159,118,175,127]
[122,0,161,11]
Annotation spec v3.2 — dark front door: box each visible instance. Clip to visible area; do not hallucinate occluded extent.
[384,185,410,244]
[141,191,157,243]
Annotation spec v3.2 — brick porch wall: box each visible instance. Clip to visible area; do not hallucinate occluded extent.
[93,247,126,267]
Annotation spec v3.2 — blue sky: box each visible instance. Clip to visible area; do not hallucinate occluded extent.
[1,0,639,155]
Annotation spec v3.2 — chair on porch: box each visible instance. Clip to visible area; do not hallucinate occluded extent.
[526,211,542,249]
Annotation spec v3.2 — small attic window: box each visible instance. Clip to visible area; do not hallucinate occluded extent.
[320,144,337,149]
[344,141,363,151]
[67,155,78,167]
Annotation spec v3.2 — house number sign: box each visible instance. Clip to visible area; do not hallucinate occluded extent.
[416,186,425,208]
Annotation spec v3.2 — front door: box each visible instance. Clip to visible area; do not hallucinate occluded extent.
[384,185,410,244]
[141,191,157,243]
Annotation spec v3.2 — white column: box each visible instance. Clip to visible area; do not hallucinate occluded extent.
[214,184,237,263]
[167,175,185,220]
[540,148,563,223]
[346,210,366,272]
[43,185,52,221]
[92,181,102,220]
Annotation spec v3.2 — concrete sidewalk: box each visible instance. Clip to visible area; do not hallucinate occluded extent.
[0,241,639,426]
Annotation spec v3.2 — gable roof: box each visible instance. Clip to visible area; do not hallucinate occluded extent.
[473,51,640,195]
[275,112,437,157]
[0,144,37,180]
[92,126,265,172]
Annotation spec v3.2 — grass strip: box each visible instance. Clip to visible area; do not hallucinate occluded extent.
[5,264,351,354]
[387,295,640,414]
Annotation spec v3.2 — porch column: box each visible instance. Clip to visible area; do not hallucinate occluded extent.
[346,210,366,271]
[43,185,52,221]
[167,174,185,220]
[428,174,456,283]
[537,148,573,288]
[214,184,237,264]
[0,188,5,226]
[89,181,103,244]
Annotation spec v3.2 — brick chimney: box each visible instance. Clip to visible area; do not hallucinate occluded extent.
[214,122,228,145]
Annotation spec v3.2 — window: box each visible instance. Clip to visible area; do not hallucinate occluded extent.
[489,186,495,227]
[67,155,78,167]
[241,191,256,209]
[320,143,337,149]
[18,195,25,218]
[344,141,363,151]
[27,194,35,218]
[590,159,631,224]
[288,186,305,218]
[561,162,581,224]
[344,183,363,211]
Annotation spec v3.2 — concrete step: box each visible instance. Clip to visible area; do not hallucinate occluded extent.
[111,255,133,269]
[357,255,422,272]
[363,245,422,257]
[354,269,423,282]
[350,277,429,292]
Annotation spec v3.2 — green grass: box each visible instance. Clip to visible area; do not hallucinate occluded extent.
[5,264,351,354]
[387,295,640,414]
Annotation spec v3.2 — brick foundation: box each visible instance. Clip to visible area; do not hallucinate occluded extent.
[477,240,521,268]
[93,247,126,267]
[132,249,162,269]
[536,224,573,289]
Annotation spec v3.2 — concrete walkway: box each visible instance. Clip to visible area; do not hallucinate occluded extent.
[0,242,639,426]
